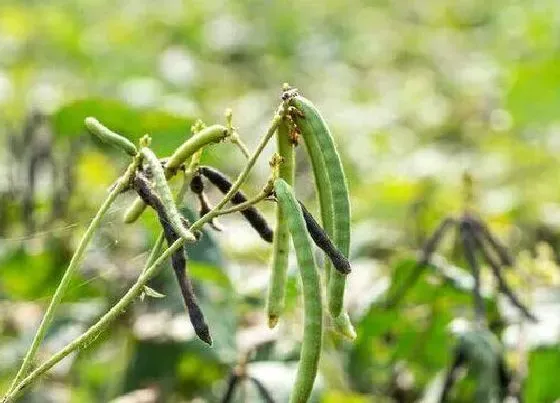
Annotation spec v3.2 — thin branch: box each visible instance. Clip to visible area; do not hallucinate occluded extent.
[6,155,141,395]
[230,132,251,159]
[384,217,455,308]
[220,373,241,403]
[214,180,274,216]
[468,215,514,267]
[468,223,537,322]
[439,346,466,403]
[2,236,186,402]
[247,377,275,403]
[459,219,485,322]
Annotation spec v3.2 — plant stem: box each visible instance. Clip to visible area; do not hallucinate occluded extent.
[2,236,185,403]
[3,106,283,402]
[230,131,251,159]
[214,179,274,216]
[5,156,140,396]
[195,109,283,225]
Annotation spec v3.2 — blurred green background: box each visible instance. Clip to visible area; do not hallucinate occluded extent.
[0,0,559,402]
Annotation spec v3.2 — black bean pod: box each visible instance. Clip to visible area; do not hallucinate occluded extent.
[467,216,514,267]
[133,173,212,345]
[220,373,241,403]
[248,377,275,403]
[298,201,351,274]
[459,220,485,321]
[419,217,455,264]
[199,166,273,242]
[384,217,455,309]
[190,173,204,194]
[467,219,537,322]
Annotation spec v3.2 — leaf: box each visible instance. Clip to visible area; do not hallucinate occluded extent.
[51,98,195,155]
[524,346,560,402]
[507,58,560,126]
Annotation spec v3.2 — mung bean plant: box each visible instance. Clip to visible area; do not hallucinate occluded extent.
[2,85,353,403]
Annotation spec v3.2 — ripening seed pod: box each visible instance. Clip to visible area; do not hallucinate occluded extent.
[199,166,273,242]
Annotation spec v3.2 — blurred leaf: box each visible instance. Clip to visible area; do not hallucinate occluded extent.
[189,261,232,290]
[524,346,560,403]
[508,58,560,126]
[349,256,499,393]
[51,99,195,155]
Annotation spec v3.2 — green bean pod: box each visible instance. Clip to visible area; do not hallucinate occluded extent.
[274,178,323,403]
[140,147,196,242]
[266,120,295,328]
[289,105,335,279]
[288,95,352,321]
[123,125,229,223]
[85,117,137,156]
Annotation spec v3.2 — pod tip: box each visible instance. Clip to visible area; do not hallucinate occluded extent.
[333,312,357,341]
[84,116,98,128]
[196,326,213,346]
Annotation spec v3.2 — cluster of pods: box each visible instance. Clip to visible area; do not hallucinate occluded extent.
[84,86,354,402]
[10,85,532,403]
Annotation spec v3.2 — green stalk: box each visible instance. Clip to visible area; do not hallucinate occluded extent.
[2,236,185,403]
[6,156,141,395]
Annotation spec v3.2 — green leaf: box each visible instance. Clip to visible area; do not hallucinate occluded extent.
[507,58,560,126]
[524,346,560,402]
[51,98,194,155]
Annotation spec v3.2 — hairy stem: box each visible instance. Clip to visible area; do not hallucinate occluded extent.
[5,156,140,397]
[2,236,185,403]
[230,132,251,159]
[214,179,274,216]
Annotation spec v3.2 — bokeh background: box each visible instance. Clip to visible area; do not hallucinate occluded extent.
[1,0,559,402]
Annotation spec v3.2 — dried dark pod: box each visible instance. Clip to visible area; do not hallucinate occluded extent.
[133,173,212,345]
[467,221,537,322]
[199,166,273,242]
[220,372,241,403]
[384,217,456,308]
[247,377,275,403]
[419,217,456,264]
[298,200,351,274]
[189,173,222,231]
[459,220,485,321]
[467,216,514,267]
[190,173,204,194]
[439,344,467,403]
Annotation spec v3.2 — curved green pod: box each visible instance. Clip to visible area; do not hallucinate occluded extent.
[288,95,351,320]
[85,117,137,156]
[140,147,196,242]
[290,105,335,282]
[274,178,323,403]
[123,125,229,223]
[165,124,229,172]
[266,120,295,327]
